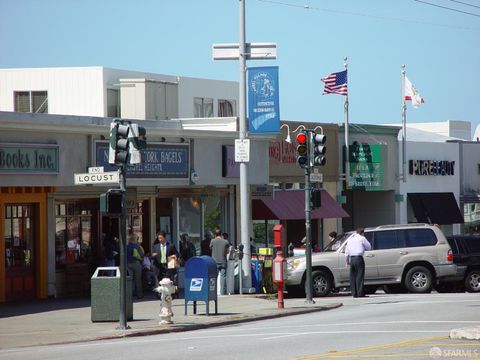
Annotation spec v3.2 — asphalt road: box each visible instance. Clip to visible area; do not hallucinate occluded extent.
[1,292,479,360]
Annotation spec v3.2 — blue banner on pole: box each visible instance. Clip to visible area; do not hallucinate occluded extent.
[247,66,280,134]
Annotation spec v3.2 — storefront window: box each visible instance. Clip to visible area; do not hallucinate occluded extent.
[55,202,92,269]
[4,204,35,269]
[179,197,201,249]
[463,202,480,234]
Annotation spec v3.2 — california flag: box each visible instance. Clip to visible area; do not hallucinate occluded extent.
[404,76,424,108]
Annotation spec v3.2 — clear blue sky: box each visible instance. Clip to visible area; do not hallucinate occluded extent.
[1,0,479,135]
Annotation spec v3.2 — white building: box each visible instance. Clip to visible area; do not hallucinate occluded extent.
[0,66,238,120]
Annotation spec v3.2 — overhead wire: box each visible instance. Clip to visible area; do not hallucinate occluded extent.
[449,0,480,10]
[255,0,479,30]
[414,0,480,17]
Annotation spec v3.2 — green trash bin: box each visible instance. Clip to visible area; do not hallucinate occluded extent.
[91,267,133,322]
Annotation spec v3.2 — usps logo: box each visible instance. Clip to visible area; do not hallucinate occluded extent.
[190,278,203,292]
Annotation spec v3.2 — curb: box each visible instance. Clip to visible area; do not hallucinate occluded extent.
[33,303,343,347]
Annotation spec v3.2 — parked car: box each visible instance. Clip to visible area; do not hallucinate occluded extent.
[286,223,457,297]
[437,235,480,293]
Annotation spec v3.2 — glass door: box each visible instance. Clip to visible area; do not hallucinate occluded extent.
[4,204,36,301]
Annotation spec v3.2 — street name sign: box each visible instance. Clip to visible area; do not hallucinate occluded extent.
[74,171,119,185]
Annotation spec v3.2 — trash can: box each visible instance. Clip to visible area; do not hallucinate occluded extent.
[176,266,185,299]
[91,267,133,322]
[184,256,218,316]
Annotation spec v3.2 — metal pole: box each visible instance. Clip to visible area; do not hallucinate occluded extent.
[344,57,350,187]
[117,165,129,330]
[304,164,314,304]
[239,0,252,291]
[401,64,407,183]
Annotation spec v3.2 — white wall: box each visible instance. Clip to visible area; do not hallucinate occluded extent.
[398,141,461,232]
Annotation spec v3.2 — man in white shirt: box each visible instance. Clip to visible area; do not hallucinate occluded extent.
[345,228,372,298]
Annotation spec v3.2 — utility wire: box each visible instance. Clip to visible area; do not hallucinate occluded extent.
[414,0,480,17]
[256,0,479,30]
[450,0,480,10]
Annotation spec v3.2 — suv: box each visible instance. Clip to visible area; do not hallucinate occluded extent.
[286,223,457,297]
[437,235,480,293]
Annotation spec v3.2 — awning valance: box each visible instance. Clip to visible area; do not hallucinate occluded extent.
[252,189,350,220]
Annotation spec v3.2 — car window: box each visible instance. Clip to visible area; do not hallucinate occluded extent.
[324,232,351,252]
[364,231,374,248]
[373,230,404,250]
[406,229,437,247]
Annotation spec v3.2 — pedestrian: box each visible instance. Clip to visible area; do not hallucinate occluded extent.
[152,231,179,283]
[142,251,156,290]
[210,228,230,295]
[200,231,212,256]
[345,228,371,298]
[127,233,144,299]
[179,233,196,264]
[328,231,337,243]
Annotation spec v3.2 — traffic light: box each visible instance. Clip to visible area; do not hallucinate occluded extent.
[311,189,322,209]
[108,120,130,166]
[128,123,147,165]
[296,131,308,168]
[310,131,326,167]
[100,189,124,215]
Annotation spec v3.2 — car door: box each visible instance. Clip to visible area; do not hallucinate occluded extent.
[373,229,407,282]
[363,231,378,280]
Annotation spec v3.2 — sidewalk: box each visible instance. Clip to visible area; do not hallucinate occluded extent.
[0,293,342,349]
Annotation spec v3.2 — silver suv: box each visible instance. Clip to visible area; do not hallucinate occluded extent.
[286,223,457,297]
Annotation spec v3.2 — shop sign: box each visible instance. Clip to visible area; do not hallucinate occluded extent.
[269,140,296,165]
[251,185,274,199]
[95,142,189,179]
[349,143,383,191]
[0,143,59,173]
[409,159,455,176]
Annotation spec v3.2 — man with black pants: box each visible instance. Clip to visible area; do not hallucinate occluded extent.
[345,228,372,297]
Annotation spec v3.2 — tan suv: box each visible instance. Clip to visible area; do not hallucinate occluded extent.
[286,223,456,297]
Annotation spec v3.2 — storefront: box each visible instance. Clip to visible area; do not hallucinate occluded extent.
[339,124,401,231]
[266,121,345,250]
[398,141,463,236]
[455,141,480,234]
[0,111,270,302]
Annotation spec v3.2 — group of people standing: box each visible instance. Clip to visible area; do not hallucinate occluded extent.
[108,228,232,299]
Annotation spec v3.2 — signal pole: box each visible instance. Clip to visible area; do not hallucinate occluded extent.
[304,162,314,304]
[117,164,129,330]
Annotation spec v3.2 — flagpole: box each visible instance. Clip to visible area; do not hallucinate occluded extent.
[401,64,407,183]
[344,57,350,187]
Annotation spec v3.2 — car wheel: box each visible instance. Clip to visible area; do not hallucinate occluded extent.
[464,270,480,293]
[310,270,332,297]
[404,266,433,293]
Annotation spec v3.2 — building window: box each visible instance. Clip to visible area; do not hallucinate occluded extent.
[14,91,48,113]
[107,89,120,117]
[194,97,213,118]
[55,202,92,269]
[218,99,236,117]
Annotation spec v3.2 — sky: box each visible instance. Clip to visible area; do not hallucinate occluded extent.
[0,0,479,136]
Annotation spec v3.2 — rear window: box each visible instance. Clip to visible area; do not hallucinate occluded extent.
[406,229,437,247]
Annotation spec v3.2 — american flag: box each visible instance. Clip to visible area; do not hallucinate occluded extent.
[321,70,348,96]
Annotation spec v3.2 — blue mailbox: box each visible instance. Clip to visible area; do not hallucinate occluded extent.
[184,256,218,316]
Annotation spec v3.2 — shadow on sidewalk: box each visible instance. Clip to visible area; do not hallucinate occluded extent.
[0,297,92,318]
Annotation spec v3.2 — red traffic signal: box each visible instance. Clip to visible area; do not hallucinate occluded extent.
[296,131,308,168]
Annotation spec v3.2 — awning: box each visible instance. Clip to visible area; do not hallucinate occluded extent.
[408,192,464,225]
[252,189,350,220]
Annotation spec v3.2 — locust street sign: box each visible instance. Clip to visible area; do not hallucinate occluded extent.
[74,171,119,185]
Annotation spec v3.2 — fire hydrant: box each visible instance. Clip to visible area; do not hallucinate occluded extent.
[153,277,177,325]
